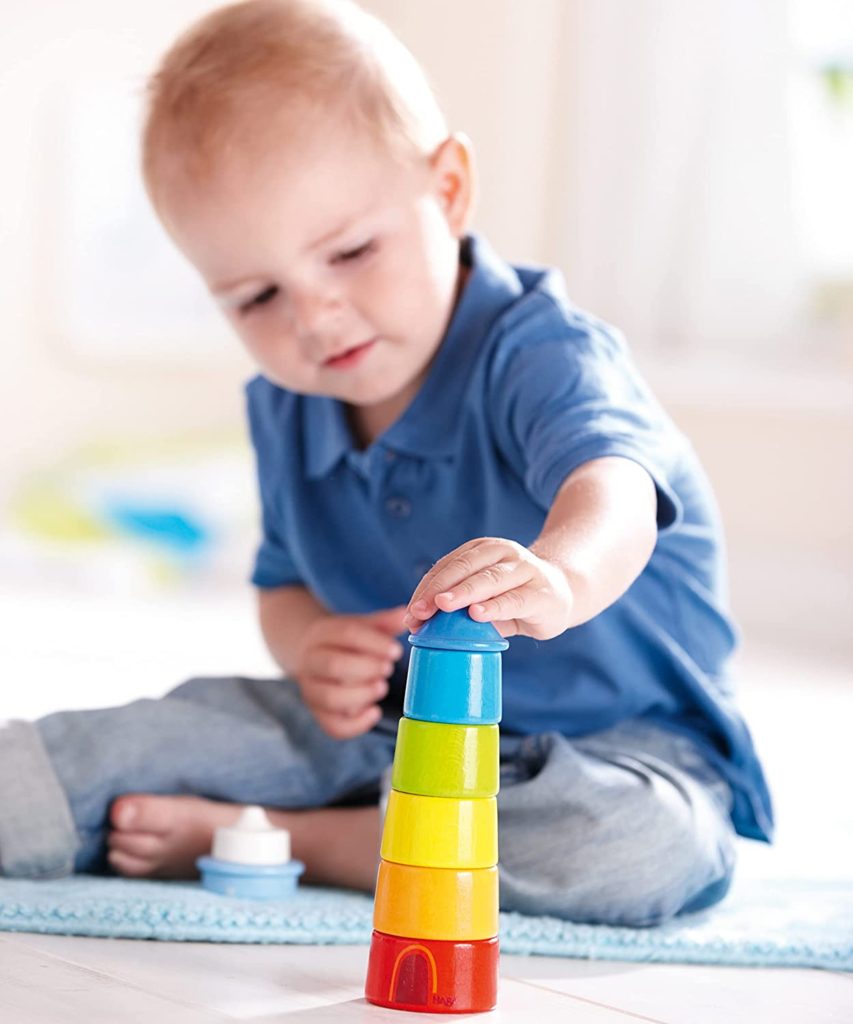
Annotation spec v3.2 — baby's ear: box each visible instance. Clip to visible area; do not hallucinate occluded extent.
[430,132,478,237]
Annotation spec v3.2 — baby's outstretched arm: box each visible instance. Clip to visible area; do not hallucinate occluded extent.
[403,456,657,640]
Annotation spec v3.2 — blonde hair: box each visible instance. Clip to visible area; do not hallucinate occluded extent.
[142,0,448,202]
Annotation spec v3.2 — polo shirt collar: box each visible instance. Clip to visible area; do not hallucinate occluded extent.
[303,233,523,478]
[303,397,352,478]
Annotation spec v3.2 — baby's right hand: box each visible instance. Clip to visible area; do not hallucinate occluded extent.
[293,606,408,739]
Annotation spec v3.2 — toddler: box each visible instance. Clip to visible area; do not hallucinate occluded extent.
[0,0,772,926]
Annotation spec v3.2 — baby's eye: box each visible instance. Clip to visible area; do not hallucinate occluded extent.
[333,240,375,264]
[239,285,279,315]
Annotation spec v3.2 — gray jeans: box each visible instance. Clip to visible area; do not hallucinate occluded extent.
[0,674,736,927]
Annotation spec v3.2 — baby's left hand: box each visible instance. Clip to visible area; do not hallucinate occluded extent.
[403,537,574,640]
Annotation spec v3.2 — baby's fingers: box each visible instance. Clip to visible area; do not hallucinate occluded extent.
[304,646,396,683]
[432,560,532,615]
[315,704,384,740]
[469,582,542,627]
[334,618,405,660]
[304,676,389,717]
[405,539,517,627]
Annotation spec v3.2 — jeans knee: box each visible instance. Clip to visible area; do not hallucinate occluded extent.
[499,800,735,927]
[500,848,732,927]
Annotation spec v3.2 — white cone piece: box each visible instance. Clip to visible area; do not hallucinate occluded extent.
[211,805,292,865]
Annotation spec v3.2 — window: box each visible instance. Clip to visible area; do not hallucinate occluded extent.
[789,0,853,353]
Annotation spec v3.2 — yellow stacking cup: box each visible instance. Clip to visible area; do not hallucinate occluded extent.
[391,719,499,799]
[381,791,497,869]
[374,860,499,941]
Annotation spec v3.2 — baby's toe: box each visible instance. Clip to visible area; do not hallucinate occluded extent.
[110,794,181,834]
[107,828,164,861]
[107,847,158,878]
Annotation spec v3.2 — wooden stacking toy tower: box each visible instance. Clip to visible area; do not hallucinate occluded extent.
[364,609,507,1013]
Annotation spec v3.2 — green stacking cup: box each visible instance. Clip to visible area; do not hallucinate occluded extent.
[391,718,499,799]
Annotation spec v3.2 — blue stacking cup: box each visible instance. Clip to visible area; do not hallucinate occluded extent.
[403,610,506,725]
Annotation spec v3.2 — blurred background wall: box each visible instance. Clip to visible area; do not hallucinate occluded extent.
[1,0,851,668]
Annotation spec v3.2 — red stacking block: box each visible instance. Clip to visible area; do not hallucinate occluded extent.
[364,929,499,1013]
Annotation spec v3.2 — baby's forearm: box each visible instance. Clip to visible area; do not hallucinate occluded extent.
[257,585,328,675]
[530,456,658,628]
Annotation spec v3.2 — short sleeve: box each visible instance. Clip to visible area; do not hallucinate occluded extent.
[245,380,305,589]
[489,314,684,530]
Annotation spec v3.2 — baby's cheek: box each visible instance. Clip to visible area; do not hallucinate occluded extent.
[363,269,412,328]
[245,331,309,388]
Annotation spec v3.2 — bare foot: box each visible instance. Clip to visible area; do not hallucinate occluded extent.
[108,794,243,879]
[108,794,383,889]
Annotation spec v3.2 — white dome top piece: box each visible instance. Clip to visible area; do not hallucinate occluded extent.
[211,805,292,866]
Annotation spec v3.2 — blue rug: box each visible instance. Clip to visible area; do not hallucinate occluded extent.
[0,873,850,971]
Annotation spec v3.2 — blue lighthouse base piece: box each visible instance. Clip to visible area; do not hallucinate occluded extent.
[196,856,305,899]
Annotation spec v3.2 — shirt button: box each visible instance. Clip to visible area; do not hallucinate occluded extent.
[385,495,412,518]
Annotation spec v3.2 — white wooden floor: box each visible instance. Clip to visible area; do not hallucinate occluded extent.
[2,932,852,1023]
[1,589,851,1022]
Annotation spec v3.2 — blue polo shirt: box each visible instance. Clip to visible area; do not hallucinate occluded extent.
[245,233,773,843]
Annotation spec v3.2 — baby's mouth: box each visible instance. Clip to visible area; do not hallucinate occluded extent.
[323,338,377,370]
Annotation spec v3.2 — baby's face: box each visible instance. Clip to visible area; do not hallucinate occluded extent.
[158,120,467,411]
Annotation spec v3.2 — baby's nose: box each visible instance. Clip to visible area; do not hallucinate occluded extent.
[290,288,344,341]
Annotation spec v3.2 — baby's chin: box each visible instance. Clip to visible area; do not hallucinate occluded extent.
[328,374,412,407]
[260,370,409,406]
[322,362,422,406]
[261,346,427,405]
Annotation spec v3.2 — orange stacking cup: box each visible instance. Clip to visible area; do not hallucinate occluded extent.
[373,860,499,942]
